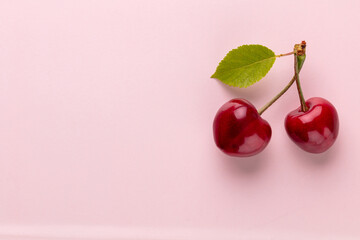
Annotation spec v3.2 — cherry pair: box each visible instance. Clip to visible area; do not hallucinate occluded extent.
[213,97,339,157]
[212,41,339,157]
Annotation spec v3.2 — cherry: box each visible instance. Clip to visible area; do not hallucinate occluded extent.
[285,97,339,153]
[213,98,272,157]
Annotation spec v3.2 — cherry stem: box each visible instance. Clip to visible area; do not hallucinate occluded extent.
[275,51,294,58]
[258,74,297,115]
[294,54,309,112]
[258,41,307,115]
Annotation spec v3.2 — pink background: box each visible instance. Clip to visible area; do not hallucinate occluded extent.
[0,0,359,239]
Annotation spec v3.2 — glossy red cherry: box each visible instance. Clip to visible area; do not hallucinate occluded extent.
[213,98,272,157]
[285,97,339,153]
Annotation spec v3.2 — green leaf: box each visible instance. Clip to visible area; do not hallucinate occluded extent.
[211,45,276,88]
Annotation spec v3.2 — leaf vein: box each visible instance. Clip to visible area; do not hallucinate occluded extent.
[217,56,275,72]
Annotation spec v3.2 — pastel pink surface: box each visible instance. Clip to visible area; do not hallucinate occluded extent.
[0,0,359,239]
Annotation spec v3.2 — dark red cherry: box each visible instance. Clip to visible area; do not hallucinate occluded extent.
[213,98,272,157]
[285,97,339,153]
